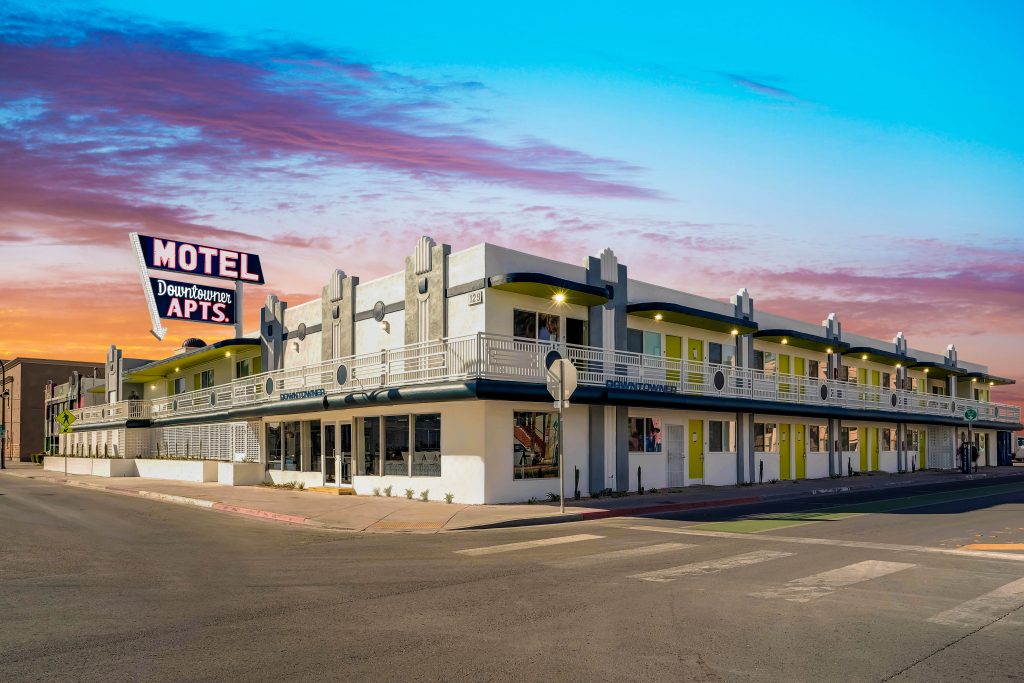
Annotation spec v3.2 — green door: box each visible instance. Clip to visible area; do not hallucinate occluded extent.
[779,354,791,397]
[666,335,682,383]
[870,428,879,470]
[919,431,927,469]
[688,419,704,480]
[794,424,806,478]
[779,423,791,480]
[860,427,869,471]
[687,339,704,386]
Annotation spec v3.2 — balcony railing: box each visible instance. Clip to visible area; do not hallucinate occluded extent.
[73,333,1020,427]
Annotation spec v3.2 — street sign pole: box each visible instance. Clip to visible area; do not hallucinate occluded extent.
[559,360,565,514]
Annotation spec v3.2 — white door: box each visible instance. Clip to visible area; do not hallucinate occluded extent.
[667,425,685,488]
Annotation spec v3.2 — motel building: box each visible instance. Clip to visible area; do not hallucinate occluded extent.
[49,238,1021,504]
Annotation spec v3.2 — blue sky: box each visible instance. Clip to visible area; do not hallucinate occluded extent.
[1,0,1022,397]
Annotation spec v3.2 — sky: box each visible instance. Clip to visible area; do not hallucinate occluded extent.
[1,1,1022,406]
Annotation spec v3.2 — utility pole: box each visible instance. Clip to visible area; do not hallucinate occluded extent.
[1,359,8,470]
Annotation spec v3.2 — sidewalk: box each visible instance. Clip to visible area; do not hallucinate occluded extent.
[3,461,1022,533]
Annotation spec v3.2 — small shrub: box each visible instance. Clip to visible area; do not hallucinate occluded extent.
[373,487,381,497]
[648,488,659,494]
[297,482,305,491]
[589,490,602,499]
[546,492,561,503]
[444,492,454,504]
[405,488,414,499]
[527,496,539,505]
[419,489,429,501]
[383,485,393,497]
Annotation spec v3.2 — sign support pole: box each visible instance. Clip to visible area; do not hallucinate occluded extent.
[234,279,244,338]
[559,361,565,515]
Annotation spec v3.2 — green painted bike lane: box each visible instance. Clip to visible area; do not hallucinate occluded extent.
[688,481,1024,534]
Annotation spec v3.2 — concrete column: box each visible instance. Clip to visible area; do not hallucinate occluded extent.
[405,236,451,344]
[731,289,755,483]
[261,295,288,372]
[321,269,358,360]
[585,248,627,493]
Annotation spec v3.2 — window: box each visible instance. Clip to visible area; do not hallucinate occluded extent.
[194,369,214,391]
[513,411,559,479]
[384,414,410,475]
[841,426,858,451]
[171,377,185,396]
[266,423,282,470]
[235,358,255,379]
[309,422,321,472]
[882,428,894,451]
[754,423,778,452]
[931,386,945,396]
[906,429,919,451]
[513,309,560,342]
[709,342,723,365]
[413,414,442,476]
[626,328,644,353]
[282,421,300,471]
[709,421,733,452]
[845,366,857,382]
[362,417,380,475]
[628,417,663,453]
[754,351,776,374]
[643,331,661,357]
[808,359,820,380]
[882,372,892,390]
[809,425,828,452]
[566,318,588,346]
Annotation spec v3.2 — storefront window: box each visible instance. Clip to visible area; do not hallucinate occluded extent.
[362,417,379,475]
[235,358,251,379]
[513,309,537,339]
[754,423,778,452]
[882,428,894,451]
[309,421,321,472]
[283,421,301,471]
[413,414,442,476]
[841,427,858,451]
[626,328,644,354]
[628,417,663,453]
[754,351,776,374]
[384,415,410,475]
[266,423,282,470]
[513,411,559,479]
[643,331,661,357]
[513,309,560,342]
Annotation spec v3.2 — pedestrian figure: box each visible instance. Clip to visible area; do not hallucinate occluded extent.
[957,437,971,474]
[970,440,980,473]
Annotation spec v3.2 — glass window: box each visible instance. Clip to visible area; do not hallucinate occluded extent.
[628,417,663,453]
[645,418,663,452]
[413,414,442,476]
[628,417,645,452]
[808,359,819,379]
[845,366,857,382]
[362,417,380,475]
[709,421,732,452]
[841,427,859,451]
[709,342,722,365]
[754,351,776,374]
[538,313,560,343]
[643,331,661,357]
[754,423,778,452]
[882,428,894,451]
[384,415,409,476]
[513,309,537,339]
[566,318,588,346]
[200,369,215,389]
[172,377,185,396]
[282,421,301,471]
[809,425,828,452]
[266,423,282,470]
[513,411,559,479]
[235,358,252,379]
[882,372,891,389]
[309,421,321,472]
[626,328,644,354]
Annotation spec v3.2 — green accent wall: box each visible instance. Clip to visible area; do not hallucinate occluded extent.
[779,423,791,480]
[688,419,704,479]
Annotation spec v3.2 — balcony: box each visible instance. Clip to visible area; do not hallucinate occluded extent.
[72,333,1020,427]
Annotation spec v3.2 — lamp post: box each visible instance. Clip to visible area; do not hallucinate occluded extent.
[1,359,7,470]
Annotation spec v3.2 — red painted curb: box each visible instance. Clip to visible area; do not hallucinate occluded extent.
[211,502,309,525]
[578,495,765,521]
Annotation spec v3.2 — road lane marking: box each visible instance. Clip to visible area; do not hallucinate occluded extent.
[961,544,1024,551]
[456,534,604,556]
[545,542,695,569]
[927,578,1024,628]
[751,560,915,602]
[624,526,1024,563]
[629,550,793,583]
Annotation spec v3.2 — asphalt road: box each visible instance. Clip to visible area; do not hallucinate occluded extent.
[3,475,1024,682]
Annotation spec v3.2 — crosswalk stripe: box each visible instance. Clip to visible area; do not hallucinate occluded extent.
[455,534,604,556]
[927,577,1024,629]
[629,550,793,583]
[751,560,915,602]
[545,542,695,569]
[624,525,1024,563]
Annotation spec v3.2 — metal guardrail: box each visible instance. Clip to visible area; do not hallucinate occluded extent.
[73,333,1020,426]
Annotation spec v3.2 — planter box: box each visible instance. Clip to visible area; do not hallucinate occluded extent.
[43,457,134,477]
[218,462,264,486]
[134,459,218,482]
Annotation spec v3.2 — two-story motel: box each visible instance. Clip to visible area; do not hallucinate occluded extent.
[51,237,1021,503]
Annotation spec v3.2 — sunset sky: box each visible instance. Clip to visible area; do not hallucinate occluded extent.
[1,1,1022,406]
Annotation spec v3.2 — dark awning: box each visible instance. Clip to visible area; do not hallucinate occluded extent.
[962,371,1015,386]
[488,273,610,307]
[842,346,915,367]
[627,302,757,335]
[753,329,848,354]
[907,361,965,379]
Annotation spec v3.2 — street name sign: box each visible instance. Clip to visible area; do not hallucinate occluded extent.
[964,408,978,422]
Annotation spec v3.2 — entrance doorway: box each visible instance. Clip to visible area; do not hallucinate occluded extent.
[323,424,353,486]
[688,419,704,480]
[667,424,684,487]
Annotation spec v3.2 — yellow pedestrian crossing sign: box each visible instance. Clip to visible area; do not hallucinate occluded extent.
[57,409,77,434]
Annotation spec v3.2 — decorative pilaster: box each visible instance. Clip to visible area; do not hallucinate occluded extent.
[321,269,357,360]
[261,294,288,372]
[405,236,450,344]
